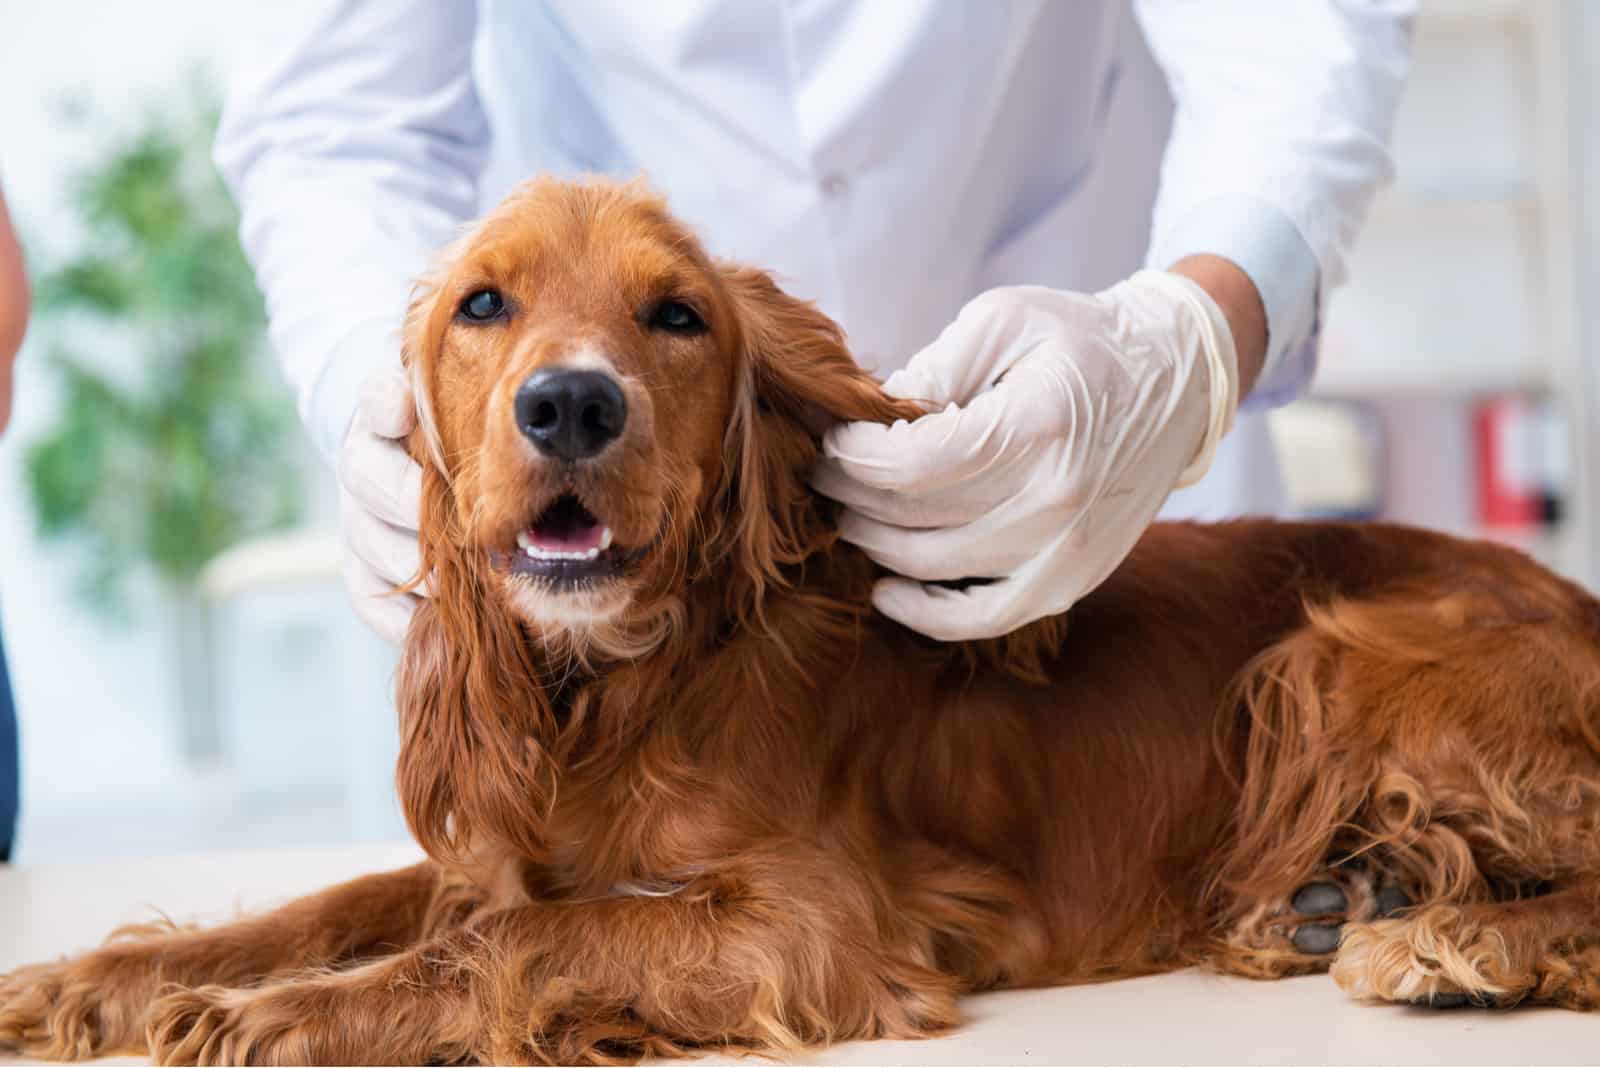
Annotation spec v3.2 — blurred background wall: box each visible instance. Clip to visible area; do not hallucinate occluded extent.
[0,1,1596,864]
[1,1,403,862]
[1285,0,1598,592]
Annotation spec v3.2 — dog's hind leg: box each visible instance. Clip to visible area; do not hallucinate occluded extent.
[1334,880,1600,1008]
[0,861,477,1060]
[1203,575,1600,987]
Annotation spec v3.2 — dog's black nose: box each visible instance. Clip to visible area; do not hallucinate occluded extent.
[514,370,627,461]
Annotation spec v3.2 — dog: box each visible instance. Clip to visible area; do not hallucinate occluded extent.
[4,177,1600,1065]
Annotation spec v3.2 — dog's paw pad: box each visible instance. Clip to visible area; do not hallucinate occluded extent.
[1291,922,1344,955]
[1374,885,1412,918]
[1291,882,1348,916]
[1412,990,1471,1009]
[1409,989,1512,1010]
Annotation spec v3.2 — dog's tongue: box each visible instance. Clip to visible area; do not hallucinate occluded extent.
[526,521,604,554]
[521,496,611,554]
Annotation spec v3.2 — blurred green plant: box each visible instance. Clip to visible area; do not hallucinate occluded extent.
[23,84,303,614]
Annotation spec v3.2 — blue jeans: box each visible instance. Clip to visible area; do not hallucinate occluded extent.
[0,624,15,861]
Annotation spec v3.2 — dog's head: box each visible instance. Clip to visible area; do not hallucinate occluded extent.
[396,178,918,860]
[402,177,915,652]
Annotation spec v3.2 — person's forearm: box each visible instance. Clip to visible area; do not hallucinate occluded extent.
[1169,253,1265,399]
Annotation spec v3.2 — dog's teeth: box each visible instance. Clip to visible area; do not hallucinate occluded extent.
[516,537,609,564]
[599,527,614,551]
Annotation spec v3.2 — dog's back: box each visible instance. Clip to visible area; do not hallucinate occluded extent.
[820,519,1600,988]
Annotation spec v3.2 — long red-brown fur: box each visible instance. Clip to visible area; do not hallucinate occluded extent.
[5,178,1600,1065]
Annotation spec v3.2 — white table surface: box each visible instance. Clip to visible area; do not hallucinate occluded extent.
[2,843,1594,1065]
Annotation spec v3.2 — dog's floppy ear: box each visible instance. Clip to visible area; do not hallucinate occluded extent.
[720,265,919,433]
[706,266,921,621]
[399,252,464,481]
[393,278,559,865]
[394,467,562,866]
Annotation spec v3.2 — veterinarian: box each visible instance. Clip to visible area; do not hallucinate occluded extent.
[0,181,28,861]
[217,2,1413,644]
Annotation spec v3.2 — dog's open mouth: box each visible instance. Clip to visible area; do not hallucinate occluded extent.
[503,494,622,585]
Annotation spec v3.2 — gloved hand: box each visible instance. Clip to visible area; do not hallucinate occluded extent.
[337,365,425,643]
[811,270,1239,641]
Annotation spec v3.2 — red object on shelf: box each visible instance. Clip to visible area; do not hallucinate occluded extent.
[1475,399,1536,527]
[1474,396,1565,529]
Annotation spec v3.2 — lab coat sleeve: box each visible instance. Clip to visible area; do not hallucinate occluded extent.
[214,0,487,461]
[1133,0,1413,407]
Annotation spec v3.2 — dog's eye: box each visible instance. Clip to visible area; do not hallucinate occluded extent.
[459,289,506,322]
[649,300,706,335]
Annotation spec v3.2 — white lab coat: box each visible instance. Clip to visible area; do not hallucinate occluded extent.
[216,0,1412,521]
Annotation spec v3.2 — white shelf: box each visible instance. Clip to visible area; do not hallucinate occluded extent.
[1417,0,1529,32]
[1320,194,1548,396]
[1364,186,1537,224]
[1309,366,1553,399]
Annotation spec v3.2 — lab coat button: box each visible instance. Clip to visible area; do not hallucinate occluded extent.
[820,173,849,197]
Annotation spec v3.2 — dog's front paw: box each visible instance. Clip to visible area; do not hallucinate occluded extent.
[0,963,65,1055]
[147,985,302,1067]
[0,958,139,1060]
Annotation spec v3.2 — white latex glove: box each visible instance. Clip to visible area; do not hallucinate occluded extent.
[811,270,1238,641]
[337,365,425,643]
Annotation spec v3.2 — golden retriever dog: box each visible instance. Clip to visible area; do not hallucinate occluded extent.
[4,178,1600,1065]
